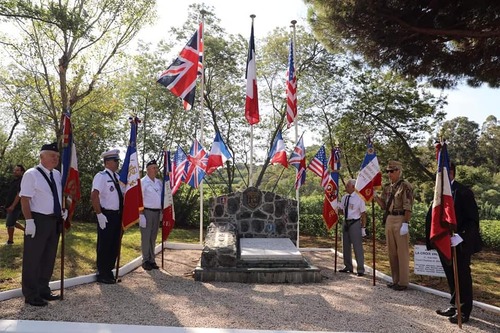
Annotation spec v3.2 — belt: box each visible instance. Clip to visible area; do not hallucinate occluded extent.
[32,212,58,218]
[345,218,360,222]
[144,208,161,212]
[102,208,120,213]
[390,211,405,216]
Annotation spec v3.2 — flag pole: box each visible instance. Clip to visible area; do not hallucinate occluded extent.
[372,200,376,286]
[290,19,300,248]
[199,11,206,244]
[249,14,256,187]
[161,149,166,269]
[440,142,462,328]
[60,195,66,300]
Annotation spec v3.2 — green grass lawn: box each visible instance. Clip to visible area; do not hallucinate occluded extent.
[0,221,199,291]
[2,222,499,308]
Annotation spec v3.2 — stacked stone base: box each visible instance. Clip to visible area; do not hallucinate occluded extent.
[193,265,322,283]
[195,223,321,283]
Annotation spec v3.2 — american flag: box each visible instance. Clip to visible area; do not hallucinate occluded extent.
[171,146,187,195]
[308,145,327,182]
[289,136,306,189]
[157,23,203,111]
[245,20,259,125]
[286,39,297,128]
[185,139,208,188]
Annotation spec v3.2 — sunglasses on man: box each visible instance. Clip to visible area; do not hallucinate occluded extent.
[386,169,398,173]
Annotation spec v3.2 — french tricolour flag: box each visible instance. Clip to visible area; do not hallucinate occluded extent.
[430,142,457,264]
[355,141,382,202]
[206,131,232,175]
[119,117,144,230]
[269,129,288,168]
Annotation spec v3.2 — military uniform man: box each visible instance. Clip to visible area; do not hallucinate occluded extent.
[374,160,413,291]
[139,160,162,271]
[91,149,124,284]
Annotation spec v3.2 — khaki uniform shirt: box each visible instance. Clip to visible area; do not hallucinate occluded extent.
[381,179,414,212]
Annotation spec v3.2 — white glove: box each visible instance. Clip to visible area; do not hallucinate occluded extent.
[400,222,409,236]
[139,215,147,228]
[61,209,68,221]
[97,213,108,230]
[361,227,367,237]
[451,234,464,247]
[25,219,36,238]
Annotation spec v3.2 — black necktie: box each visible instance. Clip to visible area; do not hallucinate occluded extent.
[345,195,351,219]
[50,171,62,217]
[114,173,124,210]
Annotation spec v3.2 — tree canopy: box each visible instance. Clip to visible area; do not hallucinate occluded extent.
[305,0,500,88]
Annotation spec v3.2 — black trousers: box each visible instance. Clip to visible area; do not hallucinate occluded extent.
[22,213,60,301]
[439,246,473,316]
[96,210,122,279]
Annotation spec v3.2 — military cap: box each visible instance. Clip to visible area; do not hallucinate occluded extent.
[386,160,403,171]
[40,142,59,153]
[146,160,157,167]
[101,149,120,161]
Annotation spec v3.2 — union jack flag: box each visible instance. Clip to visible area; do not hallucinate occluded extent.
[157,23,203,111]
[328,147,341,172]
[171,146,188,195]
[185,139,208,188]
[308,145,327,185]
[286,39,297,128]
[289,136,306,189]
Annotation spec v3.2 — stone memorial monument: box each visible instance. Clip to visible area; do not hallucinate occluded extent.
[194,187,321,283]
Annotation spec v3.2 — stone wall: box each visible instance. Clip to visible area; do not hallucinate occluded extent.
[208,187,298,244]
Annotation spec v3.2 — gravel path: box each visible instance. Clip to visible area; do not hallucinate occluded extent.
[0,250,499,332]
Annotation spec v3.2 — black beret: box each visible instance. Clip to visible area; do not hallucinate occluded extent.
[146,160,157,167]
[40,142,58,153]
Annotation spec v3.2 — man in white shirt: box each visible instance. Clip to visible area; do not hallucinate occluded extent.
[338,179,367,276]
[139,160,162,270]
[91,149,124,284]
[20,143,65,306]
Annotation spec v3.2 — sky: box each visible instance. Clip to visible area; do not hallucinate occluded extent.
[136,1,498,128]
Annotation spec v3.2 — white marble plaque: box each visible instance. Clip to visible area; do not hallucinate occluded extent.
[240,238,302,261]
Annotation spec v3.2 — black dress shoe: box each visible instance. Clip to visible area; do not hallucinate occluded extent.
[392,284,408,291]
[142,262,153,271]
[25,297,48,307]
[387,282,396,288]
[357,272,365,277]
[150,262,159,269]
[449,313,469,324]
[436,307,456,317]
[41,292,60,301]
[96,276,116,284]
[339,268,352,273]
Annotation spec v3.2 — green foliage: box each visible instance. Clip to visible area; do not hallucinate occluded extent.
[306,0,500,88]
[480,220,500,250]
[299,195,331,237]
[439,117,481,166]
